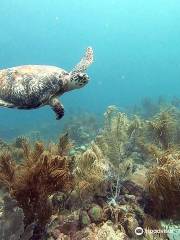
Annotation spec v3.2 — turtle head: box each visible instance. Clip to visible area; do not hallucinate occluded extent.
[68,72,89,90]
[67,47,93,91]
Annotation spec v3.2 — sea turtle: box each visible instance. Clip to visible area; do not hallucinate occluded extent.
[0,47,93,119]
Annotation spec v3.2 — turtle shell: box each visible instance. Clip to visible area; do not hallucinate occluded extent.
[0,65,68,108]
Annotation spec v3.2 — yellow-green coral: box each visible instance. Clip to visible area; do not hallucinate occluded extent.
[147,109,176,149]
[147,150,180,218]
[75,142,109,200]
[92,106,136,202]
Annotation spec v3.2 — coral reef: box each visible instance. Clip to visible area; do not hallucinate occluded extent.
[74,221,128,240]
[63,112,101,145]
[94,106,140,202]
[74,142,110,203]
[1,102,180,239]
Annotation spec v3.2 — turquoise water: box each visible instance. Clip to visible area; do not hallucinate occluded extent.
[0,0,180,140]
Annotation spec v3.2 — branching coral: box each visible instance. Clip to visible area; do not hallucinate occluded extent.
[48,132,73,157]
[1,103,180,239]
[95,105,180,222]
[94,106,134,201]
[75,142,110,201]
[146,150,180,219]
[99,105,129,165]
[143,214,168,240]
[147,109,176,149]
[13,151,74,226]
[57,132,73,156]
[0,152,15,190]
[0,134,75,238]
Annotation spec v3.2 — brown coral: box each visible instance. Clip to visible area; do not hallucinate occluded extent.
[0,135,75,232]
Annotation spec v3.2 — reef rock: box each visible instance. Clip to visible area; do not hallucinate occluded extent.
[74,221,128,240]
[124,214,139,238]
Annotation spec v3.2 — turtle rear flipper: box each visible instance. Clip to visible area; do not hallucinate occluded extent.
[72,47,93,73]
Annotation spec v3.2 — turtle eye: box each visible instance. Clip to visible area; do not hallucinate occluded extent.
[79,73,88,80]
[79,73,84,78]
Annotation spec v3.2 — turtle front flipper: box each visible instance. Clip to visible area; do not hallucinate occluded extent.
[72,47,93,73]
[49,97,64,120]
